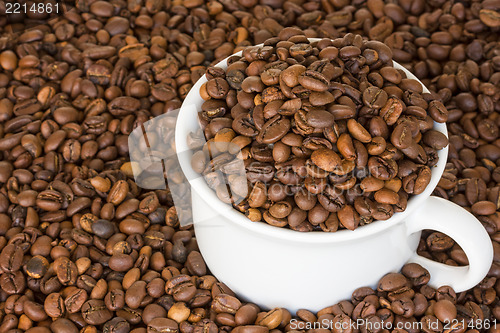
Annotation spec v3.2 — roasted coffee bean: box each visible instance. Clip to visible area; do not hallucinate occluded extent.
[233,114,259,137]
[44,293,65,318]
[24,300,48,321]
[391,123,413,149]
[257,115,291,144]
[281,64,306,87]
[471,201,496,216]
[0,244,23,272]
[401,263,430,287]
[434,300,457,322]
[0,271,26,294]
[148,318,178,333]
[207,78,230,99]
[53,257,78,286]
[378,273,408,292]
[311,149,342,172]
[426,232,454,252]
[363,87,388,109]
[166,275,197,302]
[50,318,79,333]
[368,157,398,181]
[213,294,242,314]
[423,130,449,150]
[307,110,335,128]
[82,300,113,325]
[380,98,404,125]
[338,205,359,231]
[256,308,283,329]
[65,288,88,313]
[428,101,448,123]
[298,71,329,92]
[103,317,130,333]
[26,255,49,278]
[347,119,371,143]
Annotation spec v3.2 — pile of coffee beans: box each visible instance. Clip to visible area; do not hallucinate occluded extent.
[0,0,499,332]
[190,29,449,231]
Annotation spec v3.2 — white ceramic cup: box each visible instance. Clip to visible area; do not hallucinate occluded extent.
[175,40,494,313]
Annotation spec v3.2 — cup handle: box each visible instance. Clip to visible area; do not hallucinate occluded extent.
[406,196,493,292]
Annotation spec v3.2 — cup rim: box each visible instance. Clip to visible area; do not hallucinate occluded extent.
[175,38,449,243]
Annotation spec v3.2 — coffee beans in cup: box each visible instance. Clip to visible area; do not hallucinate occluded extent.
[191,29,449,232]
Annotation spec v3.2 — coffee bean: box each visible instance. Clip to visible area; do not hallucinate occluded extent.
[166,275,197,302]
[423,130,449,150]
[186,251,207,276]
[65,288,88,313]
[213,294,242,314]
[298,71,329,92]
[207,78,230,99]
[479,9,500,28]
[108,180,129,205]
[0,271,26,295]
[82,300,113,325]
[471,201,497,216]
[307,110,335,128]
[363,86,388,109]
[0,50,17,71]
[235,304,260,325]
[338,205,359,231]
[368,157,398,181]
[374,188,399,205]
[380,98,404,125]
[427,232,455,252]
[50,318,79,333]
[329,104,356,120]
[256,308,283,329]
[233,114,259,137]
[103,317,130,333]
[108,254,134,272]
[378,273,408,292]
[24,300,48,322]
[104,289,125,312]
[339,46,361,59]
[434,300,457,322]
[428,100,448,123]
[413,167,432,195]
[281,64,306,87]
[26,256,49,278]
[391,123,413,149]
[125,280,147,309]
[391,298,415,318]
[311,149,342,172]
[148,318,179,333]
[44,293,65,318]
[0,244,23,272]
[257,115,291,144]
[401,263,430,287]
[347,119,372,143]
[53,257,78,286]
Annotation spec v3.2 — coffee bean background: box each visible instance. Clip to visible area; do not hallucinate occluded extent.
[0,0,499,332]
